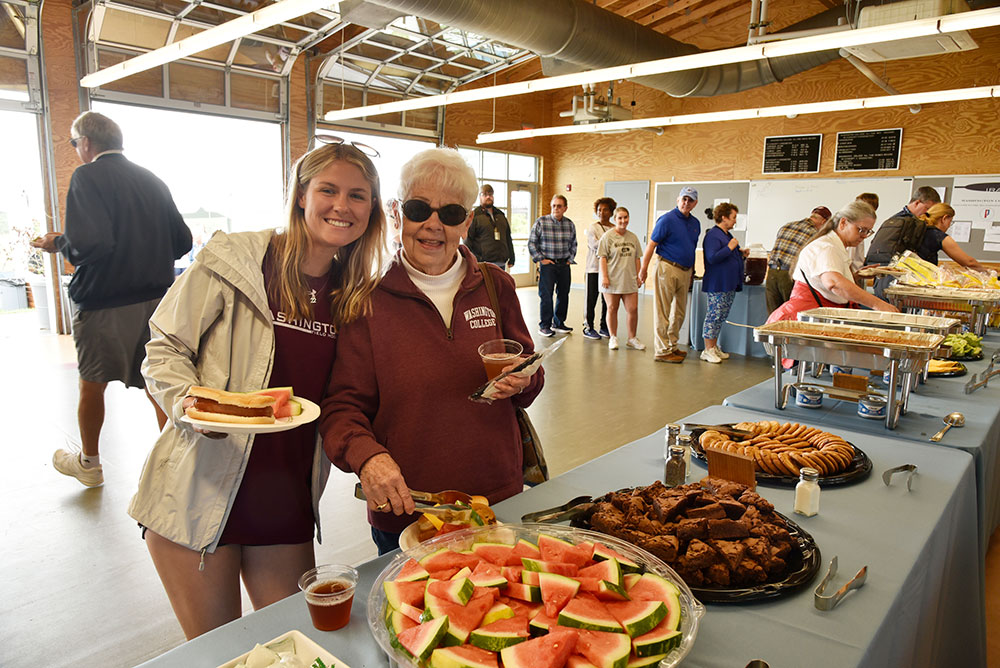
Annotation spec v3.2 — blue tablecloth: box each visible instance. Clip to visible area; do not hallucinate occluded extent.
[688,280,769,357]
[139,406,983,668]
[724,329,1000,558]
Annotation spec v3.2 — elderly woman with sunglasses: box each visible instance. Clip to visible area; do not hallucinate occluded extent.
[320,147,544,555]
[767,199,897,328]
[129,138,385,639]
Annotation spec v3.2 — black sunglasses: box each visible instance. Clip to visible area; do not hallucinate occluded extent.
[313,134,380,158]
[402,199,469,226]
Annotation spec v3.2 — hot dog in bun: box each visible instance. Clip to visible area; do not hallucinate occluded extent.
[184,386,276,424]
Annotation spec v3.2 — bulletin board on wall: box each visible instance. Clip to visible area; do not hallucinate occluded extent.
[912,175,1000,263]
[745,177,913,252]
[653,181,750,247]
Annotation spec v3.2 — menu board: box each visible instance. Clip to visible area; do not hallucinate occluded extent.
[762,134,822,174]
[834,128,902,171]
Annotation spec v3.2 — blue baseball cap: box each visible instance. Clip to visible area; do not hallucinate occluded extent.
[679,186,698,200]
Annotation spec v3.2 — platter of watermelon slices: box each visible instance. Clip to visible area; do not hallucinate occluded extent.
[369,523,705,668]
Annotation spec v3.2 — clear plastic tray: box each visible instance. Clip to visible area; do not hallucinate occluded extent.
[367,523,705,668]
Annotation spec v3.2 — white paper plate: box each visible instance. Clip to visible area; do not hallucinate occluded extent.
[217,629,346,668]
[181,397,320,435]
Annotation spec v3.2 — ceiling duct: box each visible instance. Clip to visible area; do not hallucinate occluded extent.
[360,0,855,97]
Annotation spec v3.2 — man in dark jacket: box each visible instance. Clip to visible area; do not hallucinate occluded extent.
[33,111,192,487]
[464,184,515,270]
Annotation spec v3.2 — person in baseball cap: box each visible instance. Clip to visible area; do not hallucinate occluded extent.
[638,185,701,363]
[765,205,832,314]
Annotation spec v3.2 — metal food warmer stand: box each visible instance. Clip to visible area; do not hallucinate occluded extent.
[797,308,960,383]
[753,320,945,429]
[884,284,1000,337]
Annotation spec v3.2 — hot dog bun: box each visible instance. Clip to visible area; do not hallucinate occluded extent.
[185,386,276,424]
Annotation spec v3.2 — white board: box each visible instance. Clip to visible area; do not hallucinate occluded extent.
[746,177,913,250]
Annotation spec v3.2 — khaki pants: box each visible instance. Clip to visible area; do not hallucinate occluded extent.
[653,259,691,355]
[765,267,794,315]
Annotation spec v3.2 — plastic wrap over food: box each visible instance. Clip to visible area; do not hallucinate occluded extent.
[468,336,565,404]
[890,251,1000,289]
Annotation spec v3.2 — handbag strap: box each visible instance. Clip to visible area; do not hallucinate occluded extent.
[478,262,503,336]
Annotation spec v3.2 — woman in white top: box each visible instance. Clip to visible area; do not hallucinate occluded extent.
[767,200,897,325]
[598,206,645,351]
[583,197,616,339]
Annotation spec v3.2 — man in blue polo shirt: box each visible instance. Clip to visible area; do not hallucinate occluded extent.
[638,186,701,363]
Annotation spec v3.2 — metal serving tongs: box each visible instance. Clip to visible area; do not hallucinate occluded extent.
[521,496,594,524]
[353,483,494,523]
[964,349,1000,394]
[882,464,918,491]
[814,556,867,611]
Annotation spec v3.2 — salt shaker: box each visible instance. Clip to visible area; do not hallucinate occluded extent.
[794,467,821,516]
[664,423,680,462]
[664,445,687,487]
[677,434,693,481]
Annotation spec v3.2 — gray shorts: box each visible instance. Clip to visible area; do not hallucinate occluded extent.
[72,298,161,389]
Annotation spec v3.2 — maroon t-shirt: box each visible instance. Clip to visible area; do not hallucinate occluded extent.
[220,251,337,545]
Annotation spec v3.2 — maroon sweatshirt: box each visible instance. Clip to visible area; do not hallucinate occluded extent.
[320,247,544,533]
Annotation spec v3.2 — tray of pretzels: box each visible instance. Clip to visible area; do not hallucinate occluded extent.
[687,420,872,487]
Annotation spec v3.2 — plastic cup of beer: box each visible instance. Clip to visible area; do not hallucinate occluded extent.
[299,564,359,631]
[478,338,523,379]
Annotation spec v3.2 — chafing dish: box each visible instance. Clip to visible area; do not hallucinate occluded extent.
[797,308,960,383]
[885,284,1000,336]
[754,321,944,429]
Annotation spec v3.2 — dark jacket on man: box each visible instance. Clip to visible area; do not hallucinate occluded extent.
[56,153,192,310]
[465,205,516,266]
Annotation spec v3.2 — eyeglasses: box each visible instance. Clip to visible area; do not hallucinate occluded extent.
[313,134,380,158]
[402,199,469,226]
[69,136,83,148]
[851,222,875,238]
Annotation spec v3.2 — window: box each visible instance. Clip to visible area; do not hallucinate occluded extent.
[92,102,284,270]
[458,147,540,275]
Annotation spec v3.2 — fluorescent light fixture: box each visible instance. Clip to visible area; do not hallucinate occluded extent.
[324,6,1000,123]
[475,85,998,143]
[80,0,334,88]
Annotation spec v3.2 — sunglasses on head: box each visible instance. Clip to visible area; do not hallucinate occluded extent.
[402,199,468,226]
[313,134,380,158]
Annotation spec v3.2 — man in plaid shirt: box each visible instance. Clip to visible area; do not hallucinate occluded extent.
[529,195,577,336]
[765,205,831,314]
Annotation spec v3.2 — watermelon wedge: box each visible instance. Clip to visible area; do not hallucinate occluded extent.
[573,627,633,668]
[472,542,515,567]
[500,627,579,668]
[482,600,516,626]
[506,582,542,603]
[521,558,579,577]
[631,615,682,658]
[437,594,493,645]
[428,578,474,605]
[567,655,599,668]
[592,544,642,574]
[538,572,581,618]
[558,596,625,633]
[626,654,668,668]
[421,548,481,573]
[430,644,499,668]
[605,600,667,638]
[626,572,681,603]
[397,558,430,582]
[249,387,292,415]
[529,612,558,636]
[538,534,593,568]
[469,615,531,651]
[500,596,544,621]
[578,559,623,586]
[502,566,524,585]
[397,615,449,661]
[470,561,508,589]
[384,579,427,610]
[505,539,542,566]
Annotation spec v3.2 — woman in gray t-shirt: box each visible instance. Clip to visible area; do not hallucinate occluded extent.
[598,206,645,351]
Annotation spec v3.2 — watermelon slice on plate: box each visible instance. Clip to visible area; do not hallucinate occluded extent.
[469,615,530,651]
[397,615,449,661]
[572,627,633,668]
[538,534,593,568]
[430,644,499,668]
[500,627,579,668]
[538,572,581,618]
[557,595,625,633]
[505,539,542,566]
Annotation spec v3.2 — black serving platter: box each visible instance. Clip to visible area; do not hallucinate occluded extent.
[927,362,968,378]
[935,351,983,362]
[571,488,822,604]
[686,424,872,488]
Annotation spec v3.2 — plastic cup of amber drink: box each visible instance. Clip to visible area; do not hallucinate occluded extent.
[299,564,359,631]
[478,339,523,379]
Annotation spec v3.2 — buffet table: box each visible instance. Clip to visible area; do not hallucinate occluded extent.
[139,405,983,668]
[688,280,769,357]
[723,333,1000,557]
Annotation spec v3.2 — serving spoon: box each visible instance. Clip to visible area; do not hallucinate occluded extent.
[930,411,965,442]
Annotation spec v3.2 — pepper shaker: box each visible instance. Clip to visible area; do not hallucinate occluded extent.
[677,434,693,481]
[664,445,687,487]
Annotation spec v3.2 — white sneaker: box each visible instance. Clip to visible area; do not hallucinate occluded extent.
[608,336,619,350]
[700,347,723,364]
[715,346,730,359]
[53,449,104,487]
[626,337,646,351]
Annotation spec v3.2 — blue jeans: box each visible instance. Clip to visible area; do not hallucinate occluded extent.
[371,527,401,556]
[538,262,571,329]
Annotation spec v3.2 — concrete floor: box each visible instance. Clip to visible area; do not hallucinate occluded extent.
[1,287,996,667]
